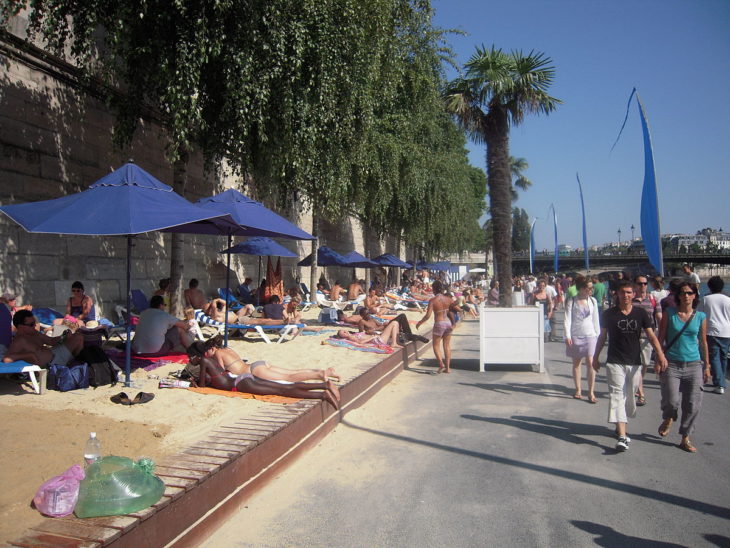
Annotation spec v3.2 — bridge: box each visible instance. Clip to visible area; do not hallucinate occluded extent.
[446,251,730,273]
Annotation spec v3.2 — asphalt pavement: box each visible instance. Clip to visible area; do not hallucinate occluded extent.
[207,313,730,548]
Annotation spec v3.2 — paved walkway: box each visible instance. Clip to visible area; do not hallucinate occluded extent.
[208,316,730,547]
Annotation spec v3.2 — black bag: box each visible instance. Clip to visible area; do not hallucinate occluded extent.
[77,347,118,387]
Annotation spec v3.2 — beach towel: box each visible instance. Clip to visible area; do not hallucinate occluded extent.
[262,257,284,303]
[105,350,188,371]
[187,386,299,403]
[300,329,336,336]
[323,337,394,354]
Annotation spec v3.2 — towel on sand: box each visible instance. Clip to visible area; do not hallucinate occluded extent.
[323,337,394,354]
[188,386,299,403]
[106,350,188,371]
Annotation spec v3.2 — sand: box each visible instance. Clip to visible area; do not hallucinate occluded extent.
[0,307,428,541]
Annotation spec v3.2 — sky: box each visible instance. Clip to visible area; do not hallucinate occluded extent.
[431,0,730,251]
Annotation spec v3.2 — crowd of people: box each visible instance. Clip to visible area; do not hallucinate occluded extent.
[2,264,728,452]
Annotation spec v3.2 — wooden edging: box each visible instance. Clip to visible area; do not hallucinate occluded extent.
[8,337,431,548]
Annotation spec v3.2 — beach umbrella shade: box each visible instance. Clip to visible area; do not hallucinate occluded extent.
[372,253,413,269]
[341,250,379,268]
[181,189,314,345]
[0,163,229,385]
[297,246,349,267]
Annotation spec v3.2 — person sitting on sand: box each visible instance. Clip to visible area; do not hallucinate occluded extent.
[153,278,172,310]
[357,309,429,344]
[132,295,194,355]
[284,295,303,324]
[237,277,254,304]
[60,281,95,327]
[364,288,395,316]
[3,309,84,367]
[187,338,340,407]
[184,278,208,309]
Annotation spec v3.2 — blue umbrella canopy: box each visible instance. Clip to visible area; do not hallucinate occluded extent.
[0,163,229,235]
[341,250,378,268]
[192,189,314,240]
[298,246,348,267]
[220,237,297,257]
[372,253,413,268]
[0,163,228,385]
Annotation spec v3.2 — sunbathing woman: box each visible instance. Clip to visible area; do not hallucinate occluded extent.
[187,341,340,408]
[193,335,340,383]
[335,319,402,348]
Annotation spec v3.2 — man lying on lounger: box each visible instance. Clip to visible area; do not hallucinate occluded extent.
[187,337,340,407]
[132,295,194,355]
[202,298,256,324]
[3,309,84,367]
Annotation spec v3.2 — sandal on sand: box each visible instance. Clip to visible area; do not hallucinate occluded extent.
[132,392,155,405]
[679,439,697,453]
[110,392,132,405]
[658,418,673,437]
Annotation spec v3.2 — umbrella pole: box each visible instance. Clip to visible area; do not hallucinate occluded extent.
[257,256,261,307]
[125,235,132,387]
[224,234,231,347]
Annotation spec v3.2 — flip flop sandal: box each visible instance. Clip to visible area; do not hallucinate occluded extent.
[636,396,647,406]
[132,392,155,405]
[110,392,132,405]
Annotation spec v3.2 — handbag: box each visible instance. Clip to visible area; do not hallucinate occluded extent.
[48,363,90,391]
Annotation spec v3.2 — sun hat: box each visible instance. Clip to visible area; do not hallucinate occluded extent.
[1,292,16,301]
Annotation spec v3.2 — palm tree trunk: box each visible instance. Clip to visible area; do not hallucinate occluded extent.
[170,153,189,317]
[485,109,513,307]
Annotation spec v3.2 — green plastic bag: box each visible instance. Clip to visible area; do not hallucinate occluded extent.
[74,456,165,518]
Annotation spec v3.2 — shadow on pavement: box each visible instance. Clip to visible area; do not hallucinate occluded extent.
[340,419,730,520]
[458,381,576,399]
[704,534,730,547]
[571,520,687,547]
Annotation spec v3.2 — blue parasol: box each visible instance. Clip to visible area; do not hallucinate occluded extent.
[0,163,229,385]
[372,253,413,268]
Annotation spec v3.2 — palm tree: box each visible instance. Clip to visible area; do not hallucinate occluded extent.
[445,46,560,306]
[509,156,531,202]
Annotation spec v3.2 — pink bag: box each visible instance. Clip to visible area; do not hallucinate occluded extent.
[33,464,85,517]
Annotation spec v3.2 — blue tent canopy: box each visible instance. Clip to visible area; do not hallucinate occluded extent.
[297,246,348,267]
[0,163,228,385]
[372,253,412,268]
[341,251,378,268]
[220,237,297,257]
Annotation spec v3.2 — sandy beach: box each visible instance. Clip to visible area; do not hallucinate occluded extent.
[0,307,428,542]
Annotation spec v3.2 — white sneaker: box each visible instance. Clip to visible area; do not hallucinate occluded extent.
[616,437,630,452]
[715,387,725,394]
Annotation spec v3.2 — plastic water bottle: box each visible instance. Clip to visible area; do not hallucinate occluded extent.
[84,432,101,466]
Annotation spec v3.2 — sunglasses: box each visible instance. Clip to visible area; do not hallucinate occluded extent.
[23,320,36,327]
[636,282,648,285]
[71,289,82,293]
[680,291,695,296]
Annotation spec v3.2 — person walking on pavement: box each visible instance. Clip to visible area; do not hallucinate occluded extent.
[633,274,661,407]
[656,281,710,452]
[564,279,600,403]
[592,280,667,452]
[698,276,730,395]
[416,280,453,374]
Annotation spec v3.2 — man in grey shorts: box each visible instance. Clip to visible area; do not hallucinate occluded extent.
[3,309,84,366]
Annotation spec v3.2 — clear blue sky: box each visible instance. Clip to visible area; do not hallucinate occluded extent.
[432,0,730,251]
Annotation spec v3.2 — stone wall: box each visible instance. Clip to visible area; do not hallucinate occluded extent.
[0,22,401,318]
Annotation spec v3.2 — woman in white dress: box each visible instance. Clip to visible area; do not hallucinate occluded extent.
[564,279,600,402]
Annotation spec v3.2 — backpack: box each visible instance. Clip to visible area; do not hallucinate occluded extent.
[48,363,90,392]
[77,346,118,388]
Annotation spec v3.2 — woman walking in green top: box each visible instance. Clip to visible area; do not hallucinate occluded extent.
[656,281,711,453]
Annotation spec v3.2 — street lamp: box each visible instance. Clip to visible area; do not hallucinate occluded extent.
[631,224,635,241]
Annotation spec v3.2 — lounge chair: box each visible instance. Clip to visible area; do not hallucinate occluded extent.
[32,307,64,330]
[131,289,150,313]
[0,361,46,394]
[193,309,303,344]
[315,292,347,310]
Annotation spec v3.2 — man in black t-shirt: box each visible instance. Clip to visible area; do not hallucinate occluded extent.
[593,281,667,452]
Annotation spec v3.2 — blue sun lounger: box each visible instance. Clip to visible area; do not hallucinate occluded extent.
[193,310,303,344]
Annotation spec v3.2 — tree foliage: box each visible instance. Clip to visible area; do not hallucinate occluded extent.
[445,46,560,305]
[511,207,530,252]
[2,0,485,257]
